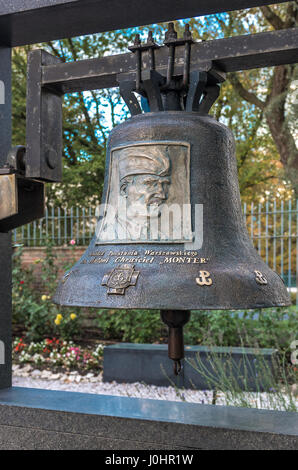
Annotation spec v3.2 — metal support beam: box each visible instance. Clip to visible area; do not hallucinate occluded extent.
[26,49,62,182]
[41,28,298,94]
[0,46,12,390]
[0,0,290,47]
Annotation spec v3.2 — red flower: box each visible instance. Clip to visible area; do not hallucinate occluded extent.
[19,281,24,285]
[15,338,26,353]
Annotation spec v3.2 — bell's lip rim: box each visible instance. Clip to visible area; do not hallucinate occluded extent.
[51,297,292,310]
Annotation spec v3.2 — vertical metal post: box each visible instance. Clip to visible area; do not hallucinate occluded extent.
[0,46,12,389]
[258,203,262,255]
[39,217,42,246]
[250,202,254,244]
[296,199,298,307]
[76,206,79,243]
[45,206,49,241]
[27,221,31,246]
[288,199,292,290]
[64,207,67,244]
[265,200,269,265]
[51,206,55,243]
[89,207,92,242]
[58,207,61,245]
[281,200,284,281]
[70,207,73,241]
[273,199,277,272]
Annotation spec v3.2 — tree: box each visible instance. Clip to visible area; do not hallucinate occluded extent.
[226,3,298,196]
[12,32,133,207]
[11,8,295,206]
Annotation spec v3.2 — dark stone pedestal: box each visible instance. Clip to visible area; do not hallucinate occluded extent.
[0,387,297,450]
[103,343,277,390]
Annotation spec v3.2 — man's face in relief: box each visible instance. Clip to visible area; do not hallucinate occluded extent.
[118,145,172,219]
[121,173,171,218]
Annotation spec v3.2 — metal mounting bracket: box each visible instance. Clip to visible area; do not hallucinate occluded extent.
[122,23,224,114]
[0,147,45,232]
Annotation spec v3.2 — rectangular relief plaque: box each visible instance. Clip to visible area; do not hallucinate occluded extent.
[96,141,192,244]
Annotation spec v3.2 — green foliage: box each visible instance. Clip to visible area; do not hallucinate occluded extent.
[93,305,297,354]
[95,309,164,344]
[12,33,133,208]
[53,312,81,342]
[184,308,297,354]
[186,349,297,412]
[12,244,82,342]
[12,246,50,338]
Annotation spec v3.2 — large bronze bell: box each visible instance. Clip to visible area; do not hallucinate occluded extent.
[53,25,290,374]
[54,110,290,310]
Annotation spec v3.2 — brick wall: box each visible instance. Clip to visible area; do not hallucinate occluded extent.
[20,246,86,278]
[17,246,102,339]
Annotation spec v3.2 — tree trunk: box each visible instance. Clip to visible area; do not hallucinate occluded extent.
[229,0,298,197]
[264,65,298,196]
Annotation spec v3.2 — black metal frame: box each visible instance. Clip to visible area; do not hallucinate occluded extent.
[0,47,12,389]
[26,50,63,182]
[41,28,298,94]
[0,0,297,391]
[0,1,290,46]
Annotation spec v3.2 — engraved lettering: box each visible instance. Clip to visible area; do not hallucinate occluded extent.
[114,256,154,264]
[108,251,138,257]
[159,256,208,265]
[80,258,109,264]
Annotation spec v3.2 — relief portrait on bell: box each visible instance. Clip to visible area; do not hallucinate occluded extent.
[96,141,192,244]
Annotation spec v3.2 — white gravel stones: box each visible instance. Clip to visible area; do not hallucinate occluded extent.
[12,365,297,410]
[12,366,212,404]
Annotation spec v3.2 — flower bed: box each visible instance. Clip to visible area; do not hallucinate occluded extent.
[13,337,104,373]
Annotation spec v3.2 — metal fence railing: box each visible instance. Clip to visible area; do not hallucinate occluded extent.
[13,206,96,247]
[13,200,298,305]
[243,199,297,305]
